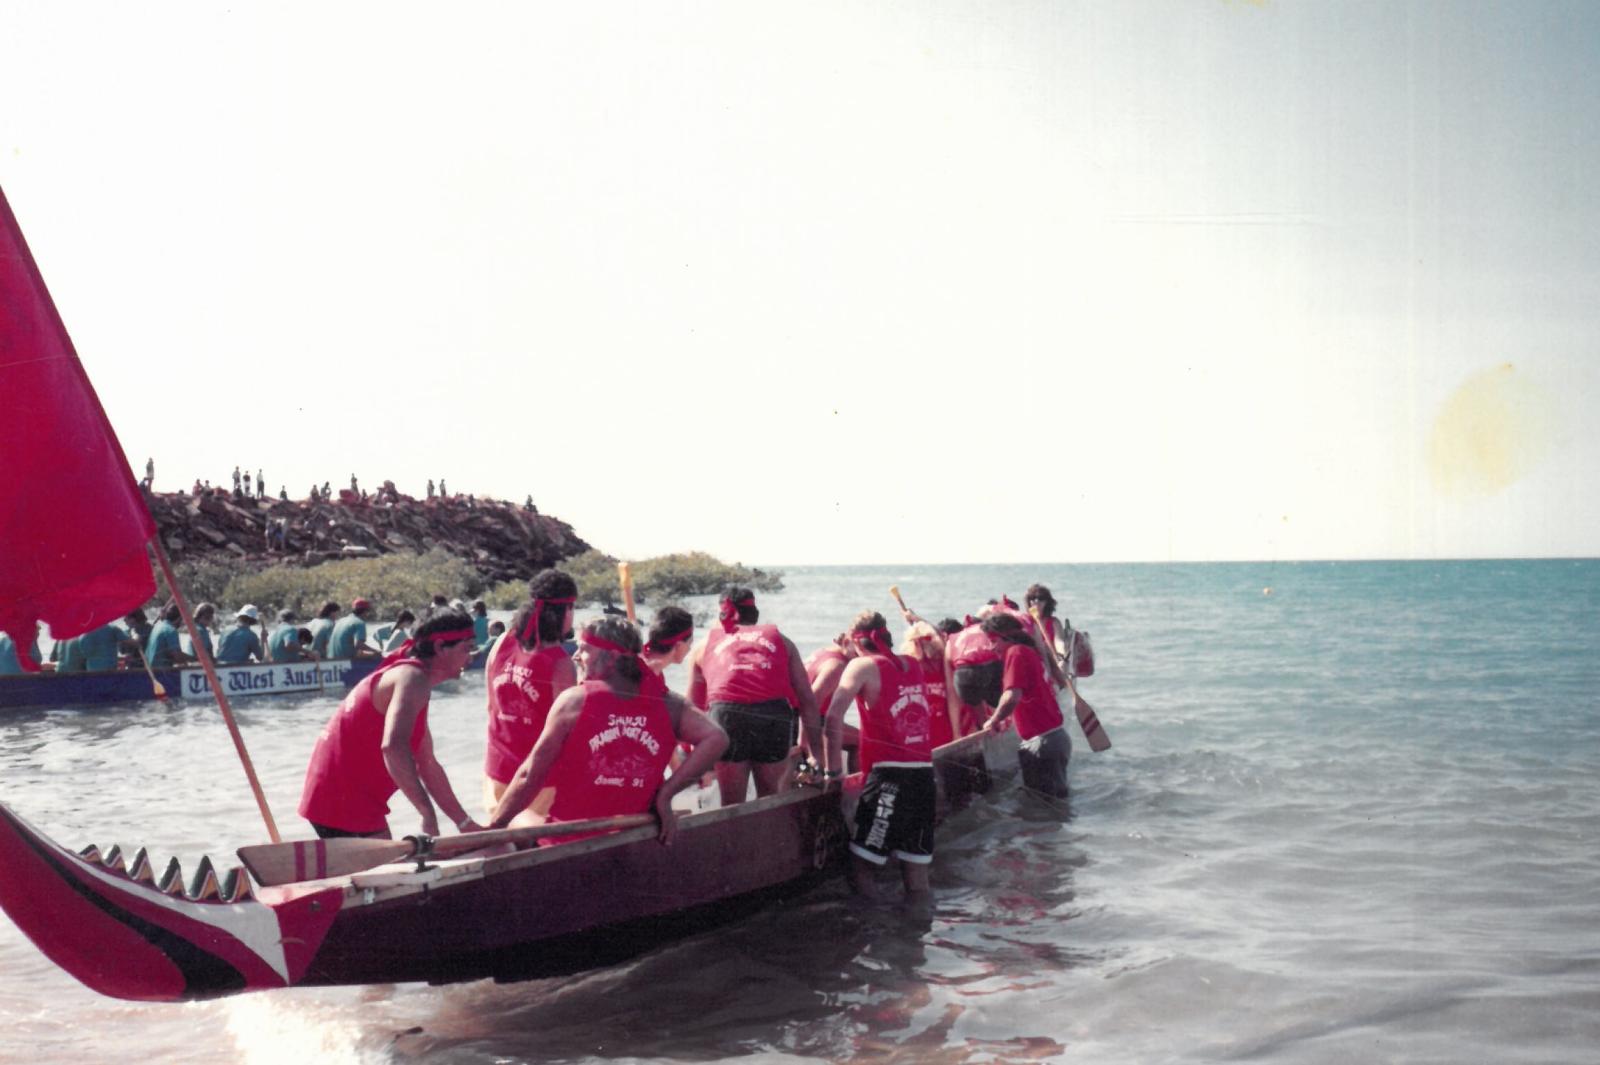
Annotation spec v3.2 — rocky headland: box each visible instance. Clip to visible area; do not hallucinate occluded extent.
[146,488,590,585]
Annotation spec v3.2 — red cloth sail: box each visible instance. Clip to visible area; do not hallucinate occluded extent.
[0,187,155,664]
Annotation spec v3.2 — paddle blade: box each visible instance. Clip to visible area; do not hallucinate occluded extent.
[238,835,412,887]
[1073,691,1112,752]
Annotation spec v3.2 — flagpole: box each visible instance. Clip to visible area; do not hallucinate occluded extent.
[149,538,281,843]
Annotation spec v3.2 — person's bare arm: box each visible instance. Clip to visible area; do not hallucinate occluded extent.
[784,636,821,760]
[415,727,480,833]
[822,657,878,776]
[686,640,709,709]
[655,695,729,843]
[380,668,438,835]
[985,686,1022,733]
[488,688,585,830]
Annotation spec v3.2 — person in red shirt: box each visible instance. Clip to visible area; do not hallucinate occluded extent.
[686,587,820,806]
[298,612,485,839]
[487,617,728,845]
[821,611,937,901]
[900,621,958,750]
[482,569,579,823]
[804,634,859,772]
[979,612,1070,799]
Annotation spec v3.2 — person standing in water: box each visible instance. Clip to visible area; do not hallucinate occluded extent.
[298,612,484,839]
[482,570,579,822]
[822,611,936,901]
[686,587,820,806]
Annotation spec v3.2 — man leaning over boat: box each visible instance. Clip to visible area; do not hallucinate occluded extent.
[298,611,484,839]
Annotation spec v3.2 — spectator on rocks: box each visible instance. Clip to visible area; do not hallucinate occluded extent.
[256,469,264,496]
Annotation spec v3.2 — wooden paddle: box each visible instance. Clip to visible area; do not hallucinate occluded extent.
[890,585,913,619]
[137,643,168,700]
[1032,608,1111,753]
[618,562,637,623]
[238,813,656,886]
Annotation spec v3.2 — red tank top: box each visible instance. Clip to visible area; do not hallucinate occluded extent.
[545,680,676,841]
[299,658,429,833]
[1001,642,1064,741]
[702,624,795,705]
[853,652,933,773]
[919,656,953,749]
[805,647,847,715]
[947,624,999,668]
[484,640,573,784]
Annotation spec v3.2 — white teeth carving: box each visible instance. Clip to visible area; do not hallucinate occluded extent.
[79,841,253,902]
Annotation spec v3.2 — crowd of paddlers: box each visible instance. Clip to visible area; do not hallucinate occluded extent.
[290,571,1097,902]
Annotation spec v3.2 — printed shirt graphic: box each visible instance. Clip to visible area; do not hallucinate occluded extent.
[547,681,675,832]
[856,654,934,772]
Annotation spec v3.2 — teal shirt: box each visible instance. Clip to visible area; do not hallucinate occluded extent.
[184,626,214,660]
[54,636,83,673]
[215,625,263,665]
[307,617,335,657]
[328,616,368,659]
[146,621,183,669]
[78,624,124,671]
[0,634,41,674]
[268,625,303,661]
[473,614,490,648]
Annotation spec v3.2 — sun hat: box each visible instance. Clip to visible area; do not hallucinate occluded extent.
[236,604,260,621]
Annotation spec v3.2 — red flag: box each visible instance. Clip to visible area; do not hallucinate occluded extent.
[0,186,155,666]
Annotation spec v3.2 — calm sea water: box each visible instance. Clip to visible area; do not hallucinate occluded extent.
[1,561,1597,1064]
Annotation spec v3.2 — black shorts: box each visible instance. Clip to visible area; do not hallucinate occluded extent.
[709,698,795,764]
[1018,726,1071,799]
[953,661,1002,708]
[850,765,936,865]
[308,821,389,840]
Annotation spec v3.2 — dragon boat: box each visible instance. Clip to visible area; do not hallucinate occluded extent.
[0,649,489,713]
[0,729,1018,1002]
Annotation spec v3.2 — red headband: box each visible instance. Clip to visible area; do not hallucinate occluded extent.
[852,627,890,655]
[521,595,576,644]
[580,631,636,656]
[646,626,694,652]
[381,626,474,665]
[718,596,755,632]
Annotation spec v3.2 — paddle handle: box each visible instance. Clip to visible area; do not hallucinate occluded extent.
[431,812,656,858]
[890,585,910,614]
[618,562,637,624]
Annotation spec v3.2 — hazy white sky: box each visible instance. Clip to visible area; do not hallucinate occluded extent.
[3,1,1596,564]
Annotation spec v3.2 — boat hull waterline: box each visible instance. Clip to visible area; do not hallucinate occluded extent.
[0,730,1019,1001]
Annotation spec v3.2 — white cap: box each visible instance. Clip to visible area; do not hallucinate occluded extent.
[236,604,260,621]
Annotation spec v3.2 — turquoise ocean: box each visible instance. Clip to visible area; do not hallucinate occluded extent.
[1,560,1596,1064]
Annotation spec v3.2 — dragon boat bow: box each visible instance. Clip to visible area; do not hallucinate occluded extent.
[0,729,1019,1001]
